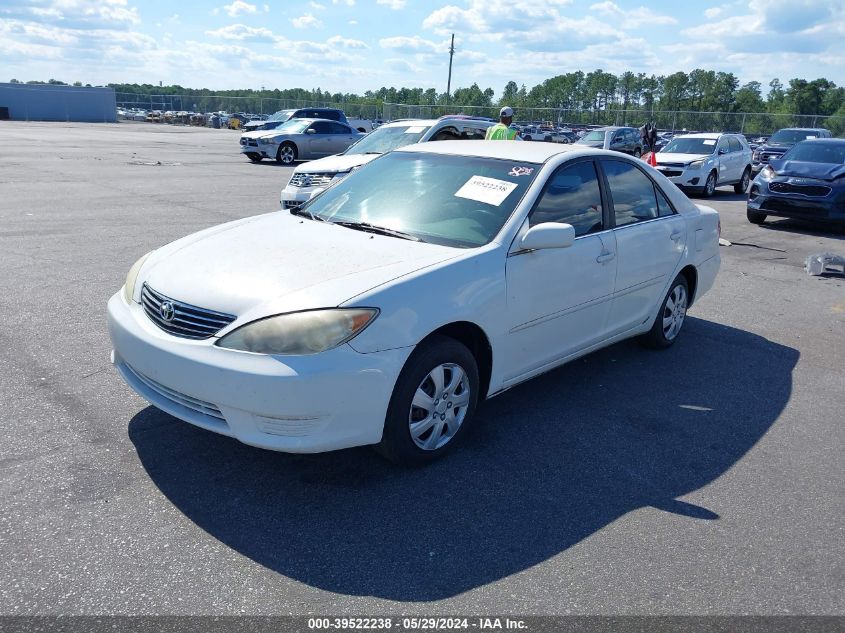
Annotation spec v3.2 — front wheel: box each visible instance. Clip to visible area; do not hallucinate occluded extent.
[640,274,689,349]
[734,167,750,194]
[633,148,642,158]
[747,209,767,224]
[276,142,297,165]
[702,171,717,198]
[376,335,479,465]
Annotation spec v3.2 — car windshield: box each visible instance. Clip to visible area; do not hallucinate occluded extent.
[268,110,295,122]
[580,131,607,142]
[783,142,845,164]
[661,137,717,155]
[275,120,311,134]
[770,130,822,144]
[344,124,432,155]
[300,152,540,248]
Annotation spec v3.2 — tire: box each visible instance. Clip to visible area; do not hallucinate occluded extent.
[376,335,480,465]
[747,209,767,224]
[276,142,297,165]
[633,148,642,158]
[247,153,262,162]
[702,171,717,198]
[640,274,689,349]
[734,167,750,194]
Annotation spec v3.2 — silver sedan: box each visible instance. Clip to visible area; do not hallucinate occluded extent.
[240,118,365,164]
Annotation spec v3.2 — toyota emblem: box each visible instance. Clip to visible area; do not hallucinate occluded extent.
[159,301,175,322]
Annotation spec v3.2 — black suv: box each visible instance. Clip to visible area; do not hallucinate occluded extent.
[243,108,348,132]
[751,128,832,176]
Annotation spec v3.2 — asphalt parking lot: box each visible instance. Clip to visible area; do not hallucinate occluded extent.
[1,121,843,615]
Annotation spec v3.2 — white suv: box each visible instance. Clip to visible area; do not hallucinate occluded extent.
[654,133,752,197]
[280,116,494,208]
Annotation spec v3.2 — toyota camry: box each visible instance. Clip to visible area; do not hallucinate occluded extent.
[108,142,721,465]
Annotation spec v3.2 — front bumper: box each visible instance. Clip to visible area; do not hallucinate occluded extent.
[747,181,845,223]
[239,143,276,158]
[655,164,707,190]
[107,292,411,453]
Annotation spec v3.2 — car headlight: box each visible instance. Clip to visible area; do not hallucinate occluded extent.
[759,165,775,181]
[258,137,275,145]
[123,252,153,303]
[752,150,760,161]
[216,308,379,355]
[688,159,706,169]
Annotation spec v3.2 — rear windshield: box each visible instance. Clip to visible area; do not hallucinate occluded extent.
[345,124,432,155]
[783,142,845,164]
[662,137,717,155]
[268,110,295,122]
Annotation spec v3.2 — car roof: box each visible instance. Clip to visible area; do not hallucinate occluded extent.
[381,119,439,128]
[674,132,729,139]
[795,138,845,144]
[397,140,610,163]
[779,127,830,132]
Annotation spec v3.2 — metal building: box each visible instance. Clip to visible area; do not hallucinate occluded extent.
[0,83,116,122]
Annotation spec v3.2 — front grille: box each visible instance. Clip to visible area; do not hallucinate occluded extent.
[282,200,300,209]
[141,284,236,339]
[760,151,784,163]
[288,173,334,188]
[661,170,683,177]
[660,162,686,168]
[768,182,832,197]
[124,363,226,422]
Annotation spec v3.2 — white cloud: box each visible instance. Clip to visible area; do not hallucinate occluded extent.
[310,1,326,9]
[206,24,275,41]
[376,0,406,9]
[332,0,356,5]
[379,35,443,54]
[589,2,677,27]
[291,13,322,29]
[704,7,723,19]
[223,1,257,17]
[327,35,368,49]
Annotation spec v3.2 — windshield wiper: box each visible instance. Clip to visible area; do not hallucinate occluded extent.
[332,221,423,242]
[288,206,327,222]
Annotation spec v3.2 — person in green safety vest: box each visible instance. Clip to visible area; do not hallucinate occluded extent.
[485,106,520,140]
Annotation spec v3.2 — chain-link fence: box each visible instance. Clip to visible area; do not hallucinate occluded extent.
[383,103,845,136]
[113,91,845,136]
[114,93,380,119]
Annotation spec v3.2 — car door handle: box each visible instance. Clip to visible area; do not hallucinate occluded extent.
[670,231,683,241]
[596,252,615,264]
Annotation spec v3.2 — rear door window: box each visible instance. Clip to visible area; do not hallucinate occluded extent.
[602,159,660,227]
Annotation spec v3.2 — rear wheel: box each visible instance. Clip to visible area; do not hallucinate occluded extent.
[276,142,297,165]
[734,167,750,194]
[376,335,479,465]
[640,275,689,349]
[747,209,767,224]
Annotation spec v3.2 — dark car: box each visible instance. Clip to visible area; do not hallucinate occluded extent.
[747,138,845,226]
[243,108,349,132]
[575,126,643,157]
[751,128,832,177]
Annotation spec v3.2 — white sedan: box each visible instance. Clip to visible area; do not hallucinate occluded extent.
[108,142,721,465]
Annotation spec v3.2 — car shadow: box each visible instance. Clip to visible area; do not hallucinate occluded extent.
[753,218,845,240]
[128,317,798,601]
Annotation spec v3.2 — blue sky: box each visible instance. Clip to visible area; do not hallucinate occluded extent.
[1,0,843,96]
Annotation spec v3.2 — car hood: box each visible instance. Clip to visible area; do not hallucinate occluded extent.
[576,141,605,149]
[656,153,712,165]
[240,129,280,139]
[293,152,381,174]
[141,212,460,320]
[767,159,845,182]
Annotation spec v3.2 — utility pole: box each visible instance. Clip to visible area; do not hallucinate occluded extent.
[446,34,455,105]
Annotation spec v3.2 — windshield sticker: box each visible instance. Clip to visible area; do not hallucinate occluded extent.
[404,126,426,134]
[509,166,534,177]
[455,175,518,206]
[703,140,716,145]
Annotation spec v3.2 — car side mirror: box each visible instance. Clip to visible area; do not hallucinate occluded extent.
[306,129,316,134]
[519,223,576,251]
[718,148,727,155]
